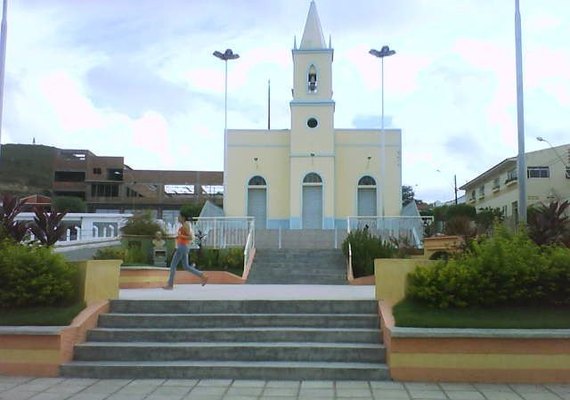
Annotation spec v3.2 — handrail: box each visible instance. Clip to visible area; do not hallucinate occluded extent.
[242,219,256,280]
[346,218,353,280]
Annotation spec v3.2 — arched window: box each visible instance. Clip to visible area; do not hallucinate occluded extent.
[358,176,376,186]
[248,176,266,186]
[308,64,317,93]
[303,173,322,184]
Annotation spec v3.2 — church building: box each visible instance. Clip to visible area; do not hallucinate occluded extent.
[224,1,402,229]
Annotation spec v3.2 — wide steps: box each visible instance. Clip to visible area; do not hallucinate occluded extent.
[98,313,377,329]
[61,299,387,380]
[73,342,385,363]
[248,249,347,284]
[61,361,390,381]
[88,327,380,343]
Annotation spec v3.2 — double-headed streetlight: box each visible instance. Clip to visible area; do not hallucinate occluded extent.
[369,45,396,217]
[213,48,240,198]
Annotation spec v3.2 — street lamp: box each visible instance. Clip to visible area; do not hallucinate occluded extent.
[514,0,527,224]
[213,49,240,199]
[537,137,568,167]
[369,45,396,217]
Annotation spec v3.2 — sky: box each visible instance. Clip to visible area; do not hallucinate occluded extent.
[1,0,569,203]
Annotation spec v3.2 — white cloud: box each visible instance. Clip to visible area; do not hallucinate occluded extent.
[2,0,569,204]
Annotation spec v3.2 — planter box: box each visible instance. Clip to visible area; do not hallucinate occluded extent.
[0,302,109,377]
[423,235,463,260]
[72,260,122,305]
[379,302,570,383]
[374,258,437,305]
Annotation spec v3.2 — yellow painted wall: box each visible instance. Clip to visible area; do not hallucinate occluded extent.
[375,258,436,305]
[336,129,402,217]
[226,130,290,219]
[73,260,121,304]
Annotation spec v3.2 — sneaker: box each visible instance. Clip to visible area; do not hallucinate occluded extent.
[201,275,209,287]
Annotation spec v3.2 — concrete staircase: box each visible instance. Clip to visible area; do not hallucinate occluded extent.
[255,229,348,249]
[247,249,347,284]
[60,299,388,380]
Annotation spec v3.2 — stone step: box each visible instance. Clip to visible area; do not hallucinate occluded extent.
[73,342,385,363]
[247,277,346,285]
[87,327,381,343]
[109,300,377,314]
[60,360,390,381]
[98,313,379,329]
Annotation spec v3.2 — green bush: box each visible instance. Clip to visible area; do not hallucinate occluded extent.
[93,246,125,260]
[342,229,397,277]
[120,211,165,236]
[187,247,244,275]
[53,196,87,213]
[0,241,78,309]
[407,226,569,308]
[124,244,148,264]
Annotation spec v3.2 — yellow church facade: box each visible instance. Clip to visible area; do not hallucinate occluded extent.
[225,1,402,229]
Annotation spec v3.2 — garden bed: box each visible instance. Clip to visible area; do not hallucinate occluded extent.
[380,301,570,383]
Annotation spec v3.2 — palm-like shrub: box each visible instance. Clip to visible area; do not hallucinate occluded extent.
[527,200,569,247]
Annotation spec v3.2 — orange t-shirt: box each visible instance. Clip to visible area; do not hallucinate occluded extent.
[176,224,192,246]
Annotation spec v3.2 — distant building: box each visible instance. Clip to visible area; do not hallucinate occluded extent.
[224,1,402,229]
[0,144,222,220]
[459,144,570,225]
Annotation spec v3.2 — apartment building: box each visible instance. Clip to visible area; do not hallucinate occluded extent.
[459,144,570,224]
[0,144,222,218]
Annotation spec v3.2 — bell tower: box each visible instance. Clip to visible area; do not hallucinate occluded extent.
[289,0,336,229]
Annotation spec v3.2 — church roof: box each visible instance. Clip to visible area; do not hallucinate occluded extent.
[300,1,327,49]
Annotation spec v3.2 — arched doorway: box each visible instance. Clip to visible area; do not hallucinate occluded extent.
[357,175,377,216]
[247,176,267,230]
[302,172,323,229]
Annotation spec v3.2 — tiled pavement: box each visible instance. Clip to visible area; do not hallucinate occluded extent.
[0,377,568,400]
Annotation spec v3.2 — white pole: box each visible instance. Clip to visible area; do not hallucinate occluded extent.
[223,59,228,202]
[0,0,8,160]
[515,0,527,224]
[380,56,386,218]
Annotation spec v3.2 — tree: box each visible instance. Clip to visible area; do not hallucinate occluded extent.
[180,202,204,220]
[402,185,415,206]
[53,196,87,213]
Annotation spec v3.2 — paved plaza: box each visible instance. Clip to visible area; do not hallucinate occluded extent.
[0,377,568,400]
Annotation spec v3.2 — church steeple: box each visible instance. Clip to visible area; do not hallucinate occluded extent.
[300,0,327,49]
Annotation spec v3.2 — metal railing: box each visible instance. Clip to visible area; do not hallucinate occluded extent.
[192,217,255,249]
[243,219,256,277]
[346,216,433,248]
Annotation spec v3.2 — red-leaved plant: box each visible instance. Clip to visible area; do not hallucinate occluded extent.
[30,206,67,246]
[0,194,29,242]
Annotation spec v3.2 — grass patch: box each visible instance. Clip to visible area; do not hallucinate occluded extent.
[393,298,570,329]
[0,302,86,326]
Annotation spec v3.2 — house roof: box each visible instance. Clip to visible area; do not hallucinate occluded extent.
[459,157,516,190]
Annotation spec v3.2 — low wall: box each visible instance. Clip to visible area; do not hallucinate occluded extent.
[73,260,122,304]
[120,267,245,288]
[379,302,570,383]
[0,302,109,377]
[374,258,436,304]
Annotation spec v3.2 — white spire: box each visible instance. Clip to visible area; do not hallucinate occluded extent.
[300,0,326,49]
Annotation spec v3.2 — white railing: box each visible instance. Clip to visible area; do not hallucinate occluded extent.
[242,219,256,279]
[346,216,434,248]
[14,212,131,244]
[191,217,255,249]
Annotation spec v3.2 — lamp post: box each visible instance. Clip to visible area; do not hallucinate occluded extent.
[213,49,239,200]
[537,137,568,167]
[515,0,527,224]
[369,46,396,217]
[0,0,8,160]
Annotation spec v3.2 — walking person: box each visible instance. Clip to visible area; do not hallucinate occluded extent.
[163,214,208,289]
